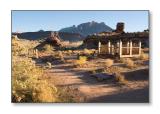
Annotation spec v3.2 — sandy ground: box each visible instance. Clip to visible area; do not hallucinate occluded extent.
[39,54,149,103]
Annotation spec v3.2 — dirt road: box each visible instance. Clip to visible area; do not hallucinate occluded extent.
[43,58,149,103]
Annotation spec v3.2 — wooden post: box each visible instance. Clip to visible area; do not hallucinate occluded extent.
[98,41,101,54]
[116,42,119,53]
[139,41,141,56]
[129,40,132,57]
[108,40,111,54]
[111,45,114,55]
[119,40,122,57]
[127,41,129,54]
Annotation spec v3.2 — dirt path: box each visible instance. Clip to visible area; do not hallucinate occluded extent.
[43,58,149,103]
[45,62,117,100]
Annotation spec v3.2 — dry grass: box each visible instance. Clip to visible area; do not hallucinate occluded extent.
[66,50,72,56]
[62,41,83,48]
[105,66,123,74]
[52,51,65,61]
[46,62,52,68]
[140,52,149,60]
[121,58,135,68]
[115,73,128,85]
[104,59,114,67]
[58,51,65,62]
[84,48,92,55]
[56,86,85,103]
[43,44,53,52]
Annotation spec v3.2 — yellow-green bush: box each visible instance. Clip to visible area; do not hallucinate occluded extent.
[84,48,92,55]
[43,44,53,52]
[75,56,87,67]
[12,38,27,56]
[12,58,56,102]
[12,57,57,102]
[12,38,77,103]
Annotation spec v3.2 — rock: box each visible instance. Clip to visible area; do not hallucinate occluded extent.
[35,32,62,50]
[46,32,62,47]
[92,73,114,81]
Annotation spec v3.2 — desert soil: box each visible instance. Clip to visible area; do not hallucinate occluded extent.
[40,55,149,103]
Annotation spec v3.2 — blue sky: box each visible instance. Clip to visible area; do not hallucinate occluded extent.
[12,11,149,32]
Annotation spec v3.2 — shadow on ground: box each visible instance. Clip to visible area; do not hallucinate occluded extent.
[87,85,149,103]
[123,68,149,81]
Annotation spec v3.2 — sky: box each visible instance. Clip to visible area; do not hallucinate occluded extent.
[12,11,149,33]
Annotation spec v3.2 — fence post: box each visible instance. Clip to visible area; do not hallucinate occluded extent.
[127,41,130,54]
[129,40,132,57]
[139,41,141,56]
[98,41,101,54]
[108,40,111,54]
[119,40,122,58]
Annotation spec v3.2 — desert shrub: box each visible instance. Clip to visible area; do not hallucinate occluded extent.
[83,48,93,55]
[96,68,105,73]
[114,73,128,85]
[57,86,85,103]
[57,51,65,61]
[66,50,72,56]
[12,38,27,56]
[12,38,76,103]
[105,66,122,74]
[89,69,97,74]
[89,69,105,75]
[43,44,53,52]
[140,52,149,60]
[104,59,114,67]
[32,80,57,102]
[12,57,57,102]
[75,56,87,67]
[84,48,92,55]
[46,62,52,68]
[121,58,135,68]
[12,35,19,40]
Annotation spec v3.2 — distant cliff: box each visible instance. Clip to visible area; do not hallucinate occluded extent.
[59,21,113,36]
[12,21,113,42]
[12,31,84,42]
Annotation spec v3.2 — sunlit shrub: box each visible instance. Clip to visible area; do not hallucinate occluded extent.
[120,58,135,68]
[46,62,52,68]
[104,59,114,67]
[57,51,64,62]
[140,52,149,60]
[114,73,128,85]
[12,38,27,56]
[75,56,87,67]
[12,37,76,103]
[12,57,57,103]
[43,44,53,52]
[84,48,92,55]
